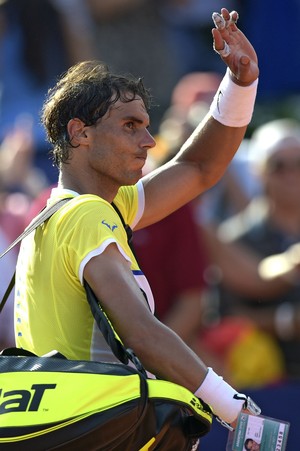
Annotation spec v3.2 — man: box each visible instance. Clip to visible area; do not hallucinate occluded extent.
[244,438,260,451]
[15,8,259,426]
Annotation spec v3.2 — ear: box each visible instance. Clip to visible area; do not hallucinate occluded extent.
[67,118,88,145]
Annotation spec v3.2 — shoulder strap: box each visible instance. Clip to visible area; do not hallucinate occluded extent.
[0,198,71,313]
[111,202,136,255]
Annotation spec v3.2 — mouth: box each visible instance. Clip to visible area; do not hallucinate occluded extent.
[135,154,147,166]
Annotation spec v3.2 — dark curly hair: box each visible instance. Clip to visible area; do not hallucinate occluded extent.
[41,61,153,167]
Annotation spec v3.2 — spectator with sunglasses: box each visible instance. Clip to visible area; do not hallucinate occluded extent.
[204,118,300,384]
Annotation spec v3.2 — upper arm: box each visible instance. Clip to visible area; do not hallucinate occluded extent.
[83,242,156,349]
[138,159,202,229]
[138,116,247,229]
[83,242,208,387]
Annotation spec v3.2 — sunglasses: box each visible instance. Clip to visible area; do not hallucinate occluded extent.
[266,158,300,174]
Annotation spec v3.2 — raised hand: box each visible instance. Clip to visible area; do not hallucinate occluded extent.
[212,8,259,86]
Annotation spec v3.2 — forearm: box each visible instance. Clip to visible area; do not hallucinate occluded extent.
[176,115,247,189]
[128,317,208,390]
[176,70,258,185]
[140,73,258,229]
[128,318,250,423]
[85,245,257,424]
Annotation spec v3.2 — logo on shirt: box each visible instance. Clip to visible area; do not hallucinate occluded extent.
[101,220,118,232]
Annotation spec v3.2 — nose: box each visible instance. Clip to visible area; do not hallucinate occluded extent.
[142,129,156,149]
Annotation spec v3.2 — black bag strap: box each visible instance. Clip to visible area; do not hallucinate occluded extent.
[84,280,147,376]
[112,202,135,255]
[0,197,71,313]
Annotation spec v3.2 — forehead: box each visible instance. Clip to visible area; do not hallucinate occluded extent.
[267,143,300,162]
[107,96,148,120]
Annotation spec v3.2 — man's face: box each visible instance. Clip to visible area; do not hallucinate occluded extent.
[84,95,156,187]
[263,144,300,208]
[245,439,260,451]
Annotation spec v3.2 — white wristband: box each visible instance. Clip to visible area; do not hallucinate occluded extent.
[195,367,244,424]
[209,68,258,127]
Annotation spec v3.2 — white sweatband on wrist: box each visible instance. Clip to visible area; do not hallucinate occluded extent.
[209,68,258,127]
[194,367,244,424]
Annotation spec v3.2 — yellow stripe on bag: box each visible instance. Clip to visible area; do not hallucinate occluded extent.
[147,379,212,424]
[0,411,95,443]
[139,437,156,450]
[0,371,141,427]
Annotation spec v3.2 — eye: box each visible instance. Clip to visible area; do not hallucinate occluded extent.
[125,121,134,129]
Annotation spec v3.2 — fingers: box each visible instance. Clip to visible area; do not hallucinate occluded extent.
[212,12,226,30]
[213,39,231,58]
[229,10,239,25]
[212,8,259,84]
[212,9,239,31]
[212,9,239,58]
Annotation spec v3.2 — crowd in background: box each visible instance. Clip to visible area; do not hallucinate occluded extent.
[1,0,300,394]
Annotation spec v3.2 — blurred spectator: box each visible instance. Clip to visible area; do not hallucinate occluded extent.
[157,71,222,154]
[0,0,95,185]
[201,118,300,387]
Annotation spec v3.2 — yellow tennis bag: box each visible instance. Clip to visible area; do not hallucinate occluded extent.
[0,347,213,450]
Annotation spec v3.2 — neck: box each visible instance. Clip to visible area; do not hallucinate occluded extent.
[58,168,118,203]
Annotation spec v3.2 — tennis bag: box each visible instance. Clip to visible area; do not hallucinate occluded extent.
[0,347,213,451]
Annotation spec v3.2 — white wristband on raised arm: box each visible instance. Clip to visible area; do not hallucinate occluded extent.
[209,68,258,127]
[194,367,244,424]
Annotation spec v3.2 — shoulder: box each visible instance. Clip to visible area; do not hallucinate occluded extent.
[113,181,144,229]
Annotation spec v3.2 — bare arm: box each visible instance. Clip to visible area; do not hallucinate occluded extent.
[84,243,207,392]
[202,225,295,299]
[84,242,260,422]
[138,8,259,229]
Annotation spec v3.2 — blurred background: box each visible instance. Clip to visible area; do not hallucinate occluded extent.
[1,1,300,449]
